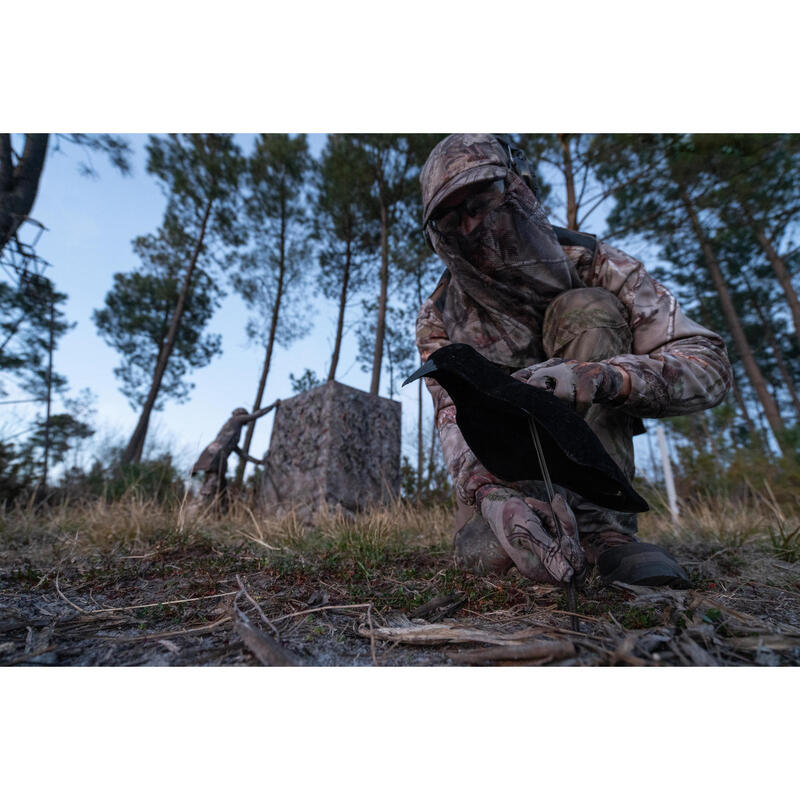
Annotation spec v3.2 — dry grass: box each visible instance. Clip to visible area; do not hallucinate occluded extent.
[4,490,800,666]
[0,492,455,568]
[639,484,800,561]
[2,486,799,566]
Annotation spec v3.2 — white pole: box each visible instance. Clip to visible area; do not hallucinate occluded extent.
[656,423,679,523]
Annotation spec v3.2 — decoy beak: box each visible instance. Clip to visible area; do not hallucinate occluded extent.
[402,359,438,387]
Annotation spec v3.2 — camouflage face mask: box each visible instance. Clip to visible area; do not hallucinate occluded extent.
[428,172,584,369]
[428,178,507,238]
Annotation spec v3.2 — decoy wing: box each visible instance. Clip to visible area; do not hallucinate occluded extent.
[404,344,649,513]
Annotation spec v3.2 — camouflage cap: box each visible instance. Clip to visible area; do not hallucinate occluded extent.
[420,134,511,227]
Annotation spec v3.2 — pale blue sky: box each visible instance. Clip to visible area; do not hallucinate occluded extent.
[5,133,425,473]
[4,132,676,480]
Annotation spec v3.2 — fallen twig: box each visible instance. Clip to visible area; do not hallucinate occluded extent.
[358,617,553,647]
[235,576,282,641]
[52,580,238,616]
[609,634,649,667]
[677,633,719,666]
[54,573,90,615]
[118,552,158,560]
[269,603,374,624]
[241,506,281,550]
[461,609,605,641]
[448,638,575,665]
[233,591,299,666]
[549,608,604,624]
[366,604,378,666]
[233,615,299,666]
[411,592,466,621]
[96,616,231,642]
[92,591,238,615]
[727,634,800,652]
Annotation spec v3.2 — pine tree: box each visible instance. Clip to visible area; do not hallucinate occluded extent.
[232,134,312,488]
[1,134,130,267]
[112,134,244,465]
[692,134,800,352]
[595,134,786,445]
[94,216,223,412]
[311,134,376,381]
[344,134,440,396]
[0,273,69,399]
[515,133,654,232]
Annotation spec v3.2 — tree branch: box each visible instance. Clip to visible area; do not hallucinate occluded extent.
[0,134,12,191]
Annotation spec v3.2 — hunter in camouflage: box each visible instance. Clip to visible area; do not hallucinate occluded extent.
[189,401,280,512]
[416,134,732,587]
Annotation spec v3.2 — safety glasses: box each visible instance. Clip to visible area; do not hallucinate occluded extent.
[428,178,506,236]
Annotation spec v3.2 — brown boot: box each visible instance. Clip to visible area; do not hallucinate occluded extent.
[453,514,514,576]
[583,530,691,589]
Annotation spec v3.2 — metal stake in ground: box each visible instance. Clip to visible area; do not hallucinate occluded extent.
[527,417,579,633]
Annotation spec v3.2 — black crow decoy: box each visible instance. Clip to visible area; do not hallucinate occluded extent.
[403,343,649,514]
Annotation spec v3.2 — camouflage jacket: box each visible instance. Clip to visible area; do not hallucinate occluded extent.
[416,234,732,502]
[191,419,245,476]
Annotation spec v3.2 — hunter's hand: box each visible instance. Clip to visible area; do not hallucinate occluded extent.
[523,493,588,586]
[476,486,586,585]
[512,359,629,415]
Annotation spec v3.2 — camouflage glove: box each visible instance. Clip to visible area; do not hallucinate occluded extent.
[476,485,587,585]
[513,359,628,415]
[453,450,506,507]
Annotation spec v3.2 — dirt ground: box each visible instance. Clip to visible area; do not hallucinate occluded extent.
[3,523,800,666]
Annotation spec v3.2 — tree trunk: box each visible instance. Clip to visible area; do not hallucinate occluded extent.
[0,134,49,256]
[729,372,760,448]
[0,135,10,192]
[754,395,772,452]
[696,294,762,449]
[558,134,578,231]
[235,206,287,489]
[121,198,213,465]
[416,379,423,504]
[679,189,785,445]
[741,203,800,351]
[42,293,55,487]
[370,199,389,395]
[327,236,351,382]
[747,290,800,419]
[645,426,660,483]
[698,412,721,480]
[427,412,437,489]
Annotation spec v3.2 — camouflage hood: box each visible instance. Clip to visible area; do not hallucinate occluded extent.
[421,134,511,227]
[421,134,583,369]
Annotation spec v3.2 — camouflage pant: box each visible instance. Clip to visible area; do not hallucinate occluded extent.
[455,286,640,538]
[188,467,230,515]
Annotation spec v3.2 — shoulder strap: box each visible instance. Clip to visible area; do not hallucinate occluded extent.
[432,268,451,313]
[552,225,597,260]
